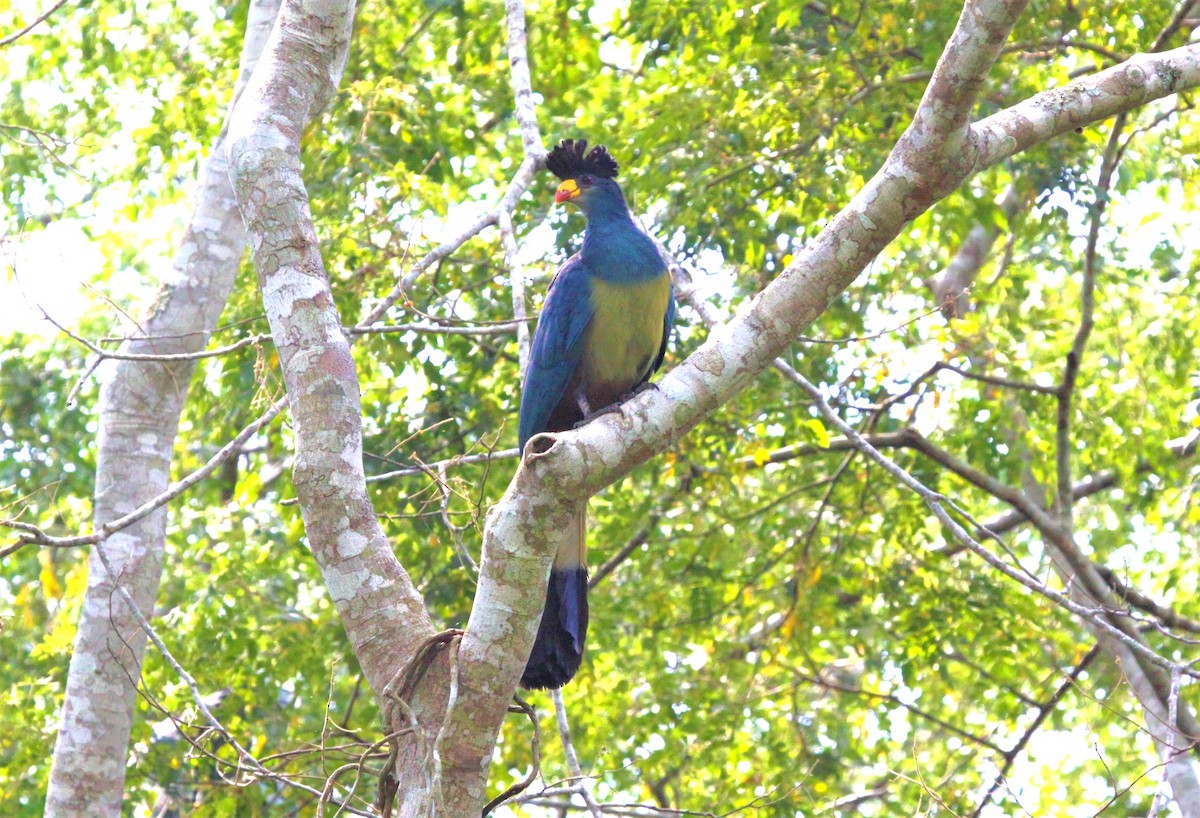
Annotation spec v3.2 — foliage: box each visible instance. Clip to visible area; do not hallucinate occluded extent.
[2,0,1198,814]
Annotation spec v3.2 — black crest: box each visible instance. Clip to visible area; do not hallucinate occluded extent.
[545,139,619,180]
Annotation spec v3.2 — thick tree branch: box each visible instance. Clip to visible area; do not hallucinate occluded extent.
[453,3,1200,808]
[42,0,280,811]
[225,3,459,816]
[972,44,1200,168]
[228,0,557,811]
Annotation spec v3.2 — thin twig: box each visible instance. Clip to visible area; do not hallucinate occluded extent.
[1056,111,1126,520]
[970,644,1101,817]
[0,0,71,48]
[551,689,604,818]
[41,307,272,361]
[774,362,1200,683]
[91,539,377,816]
[934,361,1057,395]
[1,398,286,554]
[367,447,520,483]
[500,209,532,378]
[348,321,520,337]
[360,156,543,328]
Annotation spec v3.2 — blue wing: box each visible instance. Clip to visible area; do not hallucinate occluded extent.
[519,254,595,449]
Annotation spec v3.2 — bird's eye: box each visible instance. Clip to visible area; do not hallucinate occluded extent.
[579,174,594,186]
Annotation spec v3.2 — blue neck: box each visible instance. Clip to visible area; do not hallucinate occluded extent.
[578,187,664,283]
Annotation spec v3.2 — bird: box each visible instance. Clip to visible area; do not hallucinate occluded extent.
[517,138,676,690]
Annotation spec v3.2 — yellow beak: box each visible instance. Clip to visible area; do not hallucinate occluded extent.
[555,179,581,204]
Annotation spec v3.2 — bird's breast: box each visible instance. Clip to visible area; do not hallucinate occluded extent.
[579,273,670,407]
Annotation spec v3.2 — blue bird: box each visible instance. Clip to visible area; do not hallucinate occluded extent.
[518,139,675,690]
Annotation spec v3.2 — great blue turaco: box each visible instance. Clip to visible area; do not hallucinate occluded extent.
[518,139,675,689]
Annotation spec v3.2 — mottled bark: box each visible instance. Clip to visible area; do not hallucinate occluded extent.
[444,6,1200,814]
[225,0,453,814]
[43,4,279,815]
[928,186,1021,317]
[923,32,1200,804]
[218,0,1200,814]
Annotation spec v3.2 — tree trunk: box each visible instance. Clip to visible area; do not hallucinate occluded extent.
[43,3,278,813]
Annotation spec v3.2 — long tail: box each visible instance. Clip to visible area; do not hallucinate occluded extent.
[521,503,588,690]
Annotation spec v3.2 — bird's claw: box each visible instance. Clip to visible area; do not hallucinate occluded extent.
[572,401,623,429]
[619,380,659,401]
[571,381,659,430]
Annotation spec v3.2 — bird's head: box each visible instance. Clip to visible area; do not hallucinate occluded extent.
[546,138,626,217]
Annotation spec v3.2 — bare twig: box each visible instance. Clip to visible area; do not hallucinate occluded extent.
[1,398,286,554]
[360,0,546,331]
[348,321,520,337]
[1098,567,1200,635]
[0,0,71,48]
[41,307,272,362]
[1056,111,1126,520]
[91,538,377,816]
[435,462,478,572]
[970,644,1101,817]
[786,669,1006,754]
[552,690,604,818]
[500,210,532,378]
[934,361,1057,395]
[774,362,1200,682]
[367,447,520,483]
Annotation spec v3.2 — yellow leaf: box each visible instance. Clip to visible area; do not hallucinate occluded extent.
[39,550,62,601]
[752,447,771,467]
[805,418,831,448]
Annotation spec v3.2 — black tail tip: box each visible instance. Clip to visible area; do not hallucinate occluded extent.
[520,567,588,690]
[519,654,582,690]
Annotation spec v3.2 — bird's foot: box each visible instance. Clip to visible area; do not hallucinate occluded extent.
[617,380,659,402]
[572,401,623,429]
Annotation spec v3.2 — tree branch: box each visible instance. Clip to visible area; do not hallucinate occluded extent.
[42,0,282,810]
[500,209,531,377]
[2,398,286,554]
[972,44,1200,169]
[451,3,1200,807]
[226,5,458,816]
[1056,111,1126,519]
[0,0,70,48]
[552,689,604,818]
[970,644,1101,817]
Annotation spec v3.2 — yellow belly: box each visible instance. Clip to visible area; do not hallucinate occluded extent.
[579,275,670,407]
